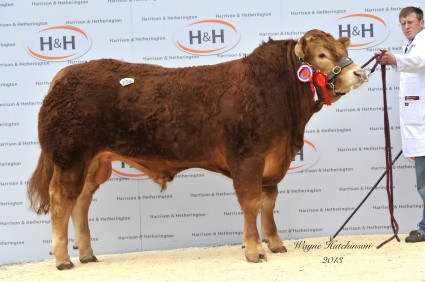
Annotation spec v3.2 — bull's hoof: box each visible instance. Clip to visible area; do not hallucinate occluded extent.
[243,242,267,263]
[270,245,287,253]
[80,255,98,263]
[245,252,267,263]
[56,261,74,270]
[263,238,287,253]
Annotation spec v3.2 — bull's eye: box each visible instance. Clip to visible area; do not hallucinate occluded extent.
[318,53,326,59]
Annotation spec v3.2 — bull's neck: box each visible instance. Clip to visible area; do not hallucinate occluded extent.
[241,41,321,142]
[244,40,323,117]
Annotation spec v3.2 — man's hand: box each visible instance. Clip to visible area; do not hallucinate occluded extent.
[374,50,397,66]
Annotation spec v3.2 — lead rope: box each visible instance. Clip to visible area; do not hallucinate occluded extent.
[376,55,401,248]
[362,50,400,249]
[331,51,400,247]
[364,50,400,247]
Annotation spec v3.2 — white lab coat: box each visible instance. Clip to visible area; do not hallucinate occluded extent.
[393,29,425,157]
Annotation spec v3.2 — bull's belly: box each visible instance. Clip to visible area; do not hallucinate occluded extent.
[90,150,230,187]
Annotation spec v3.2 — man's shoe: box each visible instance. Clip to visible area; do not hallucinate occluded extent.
[409,230,421,236]
[405,232,425,243]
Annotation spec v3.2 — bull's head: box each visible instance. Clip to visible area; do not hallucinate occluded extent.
[294,29,367,104]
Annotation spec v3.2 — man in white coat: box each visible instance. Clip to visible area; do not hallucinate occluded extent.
[378,6,425,243]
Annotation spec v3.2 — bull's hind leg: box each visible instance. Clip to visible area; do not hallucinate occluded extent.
[71,154,112,264]
[71,192,98,263]
[71,161,100,264]
[71,154,112,263]
[261,185,287,253]
[49,165,85,270]
[231,157,266,263]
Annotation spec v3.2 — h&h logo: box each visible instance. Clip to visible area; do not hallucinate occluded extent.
[25,25,91,61]
[174,19,240,55]
[288,139,320,173]
[324,14,390,49]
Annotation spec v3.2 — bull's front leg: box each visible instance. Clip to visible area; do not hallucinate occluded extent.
[231,157,266,263]
[261,185,287,253]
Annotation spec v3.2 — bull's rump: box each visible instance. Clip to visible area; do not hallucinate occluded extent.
[39,58,263,169]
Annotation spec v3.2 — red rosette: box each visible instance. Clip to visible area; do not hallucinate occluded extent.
[313,71,328,86]
[313,71,331,106]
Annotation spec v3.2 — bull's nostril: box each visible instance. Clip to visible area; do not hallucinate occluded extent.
[354,70,368,82]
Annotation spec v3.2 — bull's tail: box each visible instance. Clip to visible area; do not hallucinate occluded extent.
[27,151,53,214]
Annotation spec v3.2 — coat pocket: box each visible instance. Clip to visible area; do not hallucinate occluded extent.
[402,96,425,125]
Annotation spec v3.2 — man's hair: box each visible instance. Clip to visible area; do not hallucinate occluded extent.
[399,6,423,21]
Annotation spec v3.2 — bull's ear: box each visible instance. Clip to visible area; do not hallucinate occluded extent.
[294,38,305,59]
[338,37,350,48]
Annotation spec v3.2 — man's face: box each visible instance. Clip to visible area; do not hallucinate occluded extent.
[399,12,424,41]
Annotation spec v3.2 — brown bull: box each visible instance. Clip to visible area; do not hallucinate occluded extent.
[28,29,367,270]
